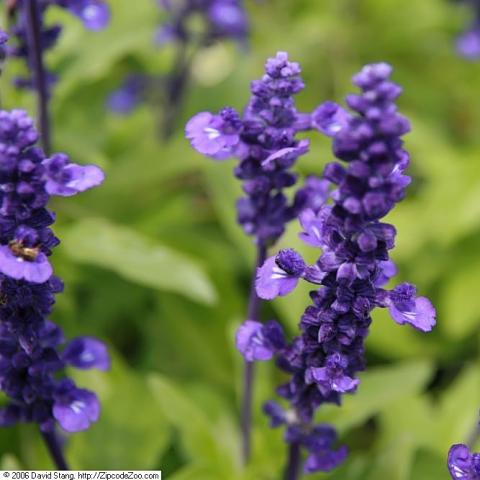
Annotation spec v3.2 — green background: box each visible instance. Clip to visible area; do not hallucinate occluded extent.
[1,0,480,478]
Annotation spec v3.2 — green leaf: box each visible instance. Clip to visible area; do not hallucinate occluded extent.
[378,395,438,453]
[1,454,22,470]
[61,218,217,304]
[167,466,222,480]
[316,361,433,432]
[376,364,480,460]
[410,450,450,480]
[367,308,437,360]
[436,363,480,448]
[68,352,170,469]
[440,261,480,339]
[148,374,237,476]
[201,162,254,264]
[367,435,416,480]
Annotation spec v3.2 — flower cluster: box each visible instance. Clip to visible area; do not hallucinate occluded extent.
[8,0,110,90]
[454,0,480,59]
[448,443,480,479]
[186,51,320,246]
[236,63,436,473]
[0,109,108,434]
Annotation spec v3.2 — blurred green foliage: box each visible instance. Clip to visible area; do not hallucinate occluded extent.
[1,0,480,478]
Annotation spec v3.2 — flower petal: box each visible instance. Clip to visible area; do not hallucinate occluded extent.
[255,256,300,300]
[53,388,100,433]
[388,295,436,332]
[236,320,273,362]
[0,246,52,283]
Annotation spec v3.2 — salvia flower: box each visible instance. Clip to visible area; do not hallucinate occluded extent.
[247,63,436,473]
[0,109,108,434]
[7,0,110,91]
[448,443,480,479]
[186,52,322,246]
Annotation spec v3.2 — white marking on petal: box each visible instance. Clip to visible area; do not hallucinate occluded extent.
[70,400,86,414]
[204,127,221,140]
[80,351,95,362]
[270,266,288,279]
[401,310,417,321]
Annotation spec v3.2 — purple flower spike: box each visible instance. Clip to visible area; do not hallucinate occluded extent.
[448,444,480,479]
[185,109,241,159]
[53,386,100,433]
[236,320,284,362]
[63,337,110,371]
[70,0,111,31]
[187,52,319,245]
[0,245,52,284]
[388,283,436,332]
[0,109,106,436]
[43,154,105,197]
[242,62,436,475]
[312,102,350,137]
[256,251,305,300]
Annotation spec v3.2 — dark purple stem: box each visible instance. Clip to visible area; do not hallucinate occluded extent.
[161,40,191,140]
[241,243,267,464]
[284,441,301,480]
[40,430,69,470]
[24,0,51,153]
[25,2,64,470]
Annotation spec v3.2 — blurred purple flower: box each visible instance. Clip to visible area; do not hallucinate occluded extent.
[8,0,110,92]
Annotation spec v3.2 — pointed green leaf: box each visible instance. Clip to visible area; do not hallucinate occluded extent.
[61,218,217,304]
